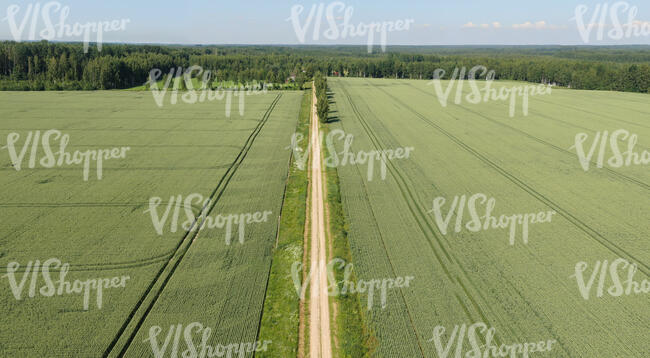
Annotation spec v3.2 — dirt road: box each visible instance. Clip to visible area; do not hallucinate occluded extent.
[308,84,333,358]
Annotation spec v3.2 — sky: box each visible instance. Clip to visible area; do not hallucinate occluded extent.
[1,0,649,46]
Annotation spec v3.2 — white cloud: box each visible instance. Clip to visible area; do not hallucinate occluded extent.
[461,22,502,29]
[512,21,567,30]
[513,21,544,29]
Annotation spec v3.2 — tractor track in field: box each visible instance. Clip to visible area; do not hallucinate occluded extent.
[75,144,242,148]
[405,82,650,190]
[0,166,232,171]
[0,127,258,133]
[343,80,581,355]
[401,82,650,150]
[336,90,426,357]
[0,254,172,273]
[577,93,650,116]
[393,81,646,354]
[372,84,650,277]
[339,83,514,351]
[0,201,215,274]
[0,200,204,273]
[102,93,283,358]
[532,96,650,130]
[403,81,650,144]
[410,83,650,131]
[342,82,545,347]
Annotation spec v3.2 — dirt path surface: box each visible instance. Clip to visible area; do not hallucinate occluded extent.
[308,84,333,358]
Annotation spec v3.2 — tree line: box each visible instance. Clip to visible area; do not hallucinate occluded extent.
[1,41,649,93]
[314,72,329,123]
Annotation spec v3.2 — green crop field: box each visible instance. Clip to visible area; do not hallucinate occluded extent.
[2,7,650,356]
[1,77,648,358]
[0,90,302,356]
[327,77,649,357]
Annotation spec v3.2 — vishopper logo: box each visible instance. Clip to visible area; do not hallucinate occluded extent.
[428,193,557,246]
[144,322,271,358]
[287,1,414,53]
[572,2,650,43]
[571,258,649,300]
[291,258,414,310]
[2,129,130,181]
[427,322,557,358]
[570,129,650,171]
[286,129,414,181]
[428,66,552,118]
[145,193,273,245]
[2,258,130,310]
[147,66,269,116]
[2,2,130,53]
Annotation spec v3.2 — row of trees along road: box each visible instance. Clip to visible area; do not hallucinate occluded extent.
[314,72,329,123]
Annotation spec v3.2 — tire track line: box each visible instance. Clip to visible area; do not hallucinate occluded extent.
[336,90,426,357]
[102,93,283,357]
[406,82,650,190]
[0,202,208,273]
[376,85,650,276]
[533,97,650,130]
[356,81,576,353]
[339,83,508,349]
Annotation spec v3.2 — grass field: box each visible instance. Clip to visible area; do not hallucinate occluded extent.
[0,90,302,356]
[326,77,649,357]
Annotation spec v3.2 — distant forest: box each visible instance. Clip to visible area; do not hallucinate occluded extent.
[1,41,649,93]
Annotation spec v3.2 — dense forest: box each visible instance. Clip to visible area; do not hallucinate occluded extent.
[1,41,649,93]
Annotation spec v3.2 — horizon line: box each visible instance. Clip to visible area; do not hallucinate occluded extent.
[1,39,650,48]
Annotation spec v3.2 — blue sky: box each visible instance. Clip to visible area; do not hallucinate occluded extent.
[1,0,649,45]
